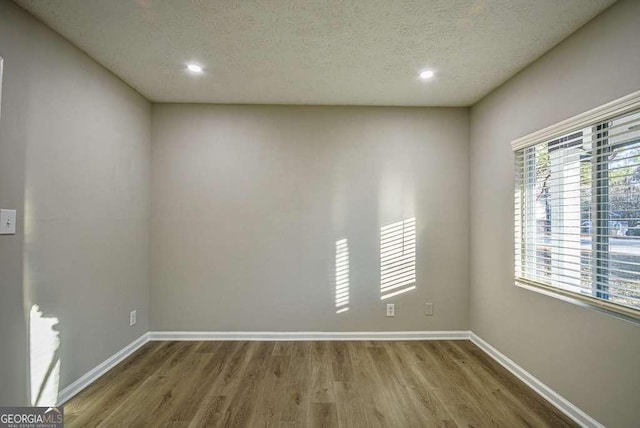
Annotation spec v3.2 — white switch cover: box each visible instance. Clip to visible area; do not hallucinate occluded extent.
[130,310,137,326]
[0,210,16,235]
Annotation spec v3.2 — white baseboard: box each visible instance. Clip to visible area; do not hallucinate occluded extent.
[56,332,149,405]
[147,330,470,341]
[469,332,603,428]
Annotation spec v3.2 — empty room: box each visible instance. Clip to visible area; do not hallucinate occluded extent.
[1,0,639,426]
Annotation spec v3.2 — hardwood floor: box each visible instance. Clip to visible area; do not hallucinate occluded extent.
[64,340,577,427]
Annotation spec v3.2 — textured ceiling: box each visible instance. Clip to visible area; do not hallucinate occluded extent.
[15,0,615,106]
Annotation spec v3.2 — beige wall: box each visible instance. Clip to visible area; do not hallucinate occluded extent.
[469,1,640,427]
[0,0,151,405]
[0,1,28,406]
[151,104,469,331]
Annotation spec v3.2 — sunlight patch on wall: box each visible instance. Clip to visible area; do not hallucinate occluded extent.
[380,217,416,300]
[30,305,61,406]
[335,238,350,313]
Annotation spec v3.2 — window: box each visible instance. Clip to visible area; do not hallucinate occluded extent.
[0,57,3,119]
[514,91,640,322]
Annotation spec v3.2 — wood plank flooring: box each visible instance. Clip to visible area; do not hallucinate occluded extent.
[64,340,577,427]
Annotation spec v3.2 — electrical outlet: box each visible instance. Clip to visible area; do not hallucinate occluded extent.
[130,310,137,326]
[386,303,395,317]
[425,303,433,316]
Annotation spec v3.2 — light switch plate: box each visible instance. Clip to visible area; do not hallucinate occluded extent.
[0,210,16,235]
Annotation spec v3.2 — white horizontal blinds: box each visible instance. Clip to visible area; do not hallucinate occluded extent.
[515,108,640,312]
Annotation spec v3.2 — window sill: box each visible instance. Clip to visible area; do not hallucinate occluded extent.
[515,278,640,326]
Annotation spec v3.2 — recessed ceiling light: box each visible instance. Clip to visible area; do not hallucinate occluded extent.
[186,63,203,73]
[419,70,435,79]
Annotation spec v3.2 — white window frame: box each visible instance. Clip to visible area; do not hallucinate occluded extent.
[512,89,640,324]
[0,57,3,118]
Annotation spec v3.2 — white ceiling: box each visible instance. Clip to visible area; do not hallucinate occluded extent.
[15,0,615,106]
